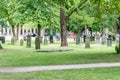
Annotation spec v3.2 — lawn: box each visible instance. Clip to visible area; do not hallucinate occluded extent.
[0,41,120,66]
[0,67,120,80]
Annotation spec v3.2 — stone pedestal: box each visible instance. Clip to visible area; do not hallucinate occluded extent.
[85,36,90,48]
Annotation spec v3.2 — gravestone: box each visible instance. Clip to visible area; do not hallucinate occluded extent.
[44,37,48,45]
[11,37,16,45]
[83,35,86,43]
[20,39,24,46]
[102,35,106,45]
[0,36,5,44]
[81,36,84,43]
[26,35,31,47]
[49,35,54,43]
[76,36,80,45]
[96,34,100,44]
[116,34,119,44]
[24,36,27,41]
[85,36,90,48]
[56,35,60,41]
[107,35,112,47]
[35,37,40,49]
[91,36,95,41]
[56,33,60,41]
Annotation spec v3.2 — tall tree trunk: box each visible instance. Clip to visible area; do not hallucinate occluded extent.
[12,25,15,37]
[90,29,93,41]
[85,26,87,35]
[118,24,120,54]
[118,29,120,54]
[38,23,41,37]
[11,25,16,44]
[117,17,120,54]
[76,27,81,45]
[85,26,90,48]
[50,26,54,43]
[60,7,68,47]
[16,23,20,40]
[118,25,120,54]
[35,22,41,49]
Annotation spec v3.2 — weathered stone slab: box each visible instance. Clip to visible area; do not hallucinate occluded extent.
[85,36,90,48]
[102,35,106,45]
[20,39,24,46]
[36,49,73,52]
[95,34,100,44]
[35,37,40,49]
[26,35,31,47]
[44,37,48,45]
[107,35,112,47]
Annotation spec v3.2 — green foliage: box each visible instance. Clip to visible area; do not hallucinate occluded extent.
[0,0,119,32]
[0,0,23,26]
[0,19,7,27]
[115,45,119,53]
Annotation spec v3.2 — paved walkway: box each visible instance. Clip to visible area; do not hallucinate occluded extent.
[1,62,120,72]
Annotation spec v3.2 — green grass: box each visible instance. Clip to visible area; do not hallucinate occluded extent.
[0,67,120,80]
[0,41,119,66]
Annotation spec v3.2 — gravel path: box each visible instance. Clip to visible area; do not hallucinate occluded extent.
[1,62,120,72]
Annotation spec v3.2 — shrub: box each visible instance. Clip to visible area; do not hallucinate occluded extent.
[115,45,119,53]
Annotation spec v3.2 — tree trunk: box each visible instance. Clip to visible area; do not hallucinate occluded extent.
[85,26,90,48]
[35,23,41,49]
[117,17,120,54]
[60,7,68,47]
[90,29,93,41]
[16,23,20,40]
[119,29,120,54]
[12,25,15,37]
[85,26,87,35]
[38,23,41,37]
[50,26,54,43]
[117,24,120,54]
[76,27,81,45]
[118,16,120,54]
[11,25,16,44]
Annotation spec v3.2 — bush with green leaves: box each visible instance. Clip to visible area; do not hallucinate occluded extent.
[115,45,119,53]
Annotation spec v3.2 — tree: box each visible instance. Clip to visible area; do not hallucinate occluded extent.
[92,0,120,52]
[0,0,23,43]
[19,0,54,49]
[52,0,89,47]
